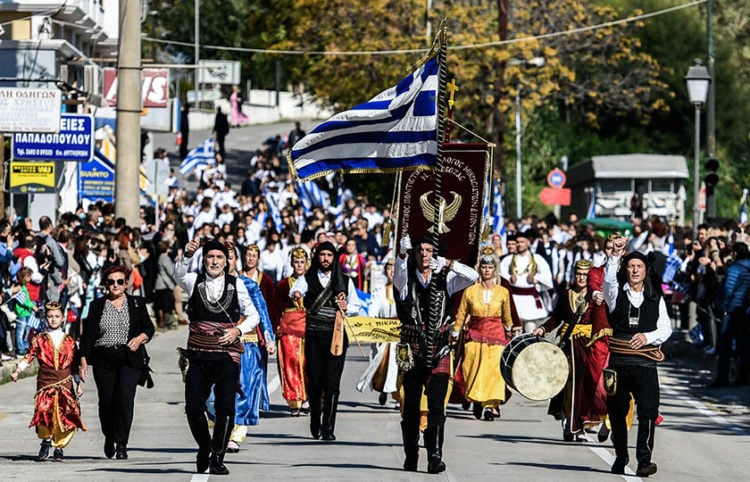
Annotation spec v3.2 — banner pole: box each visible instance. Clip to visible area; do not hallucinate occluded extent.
[425,21,449,369]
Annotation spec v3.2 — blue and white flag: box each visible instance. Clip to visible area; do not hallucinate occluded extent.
[297,180,330,215]
[290,58,439,180]
[332,183,345,229]
[739,188,748,225]
[586,189,597,220]
[263,185,284,234]
[666,227,675,256]
[179,137,214,175]
[492,179,506,237]
[355,288,371,317]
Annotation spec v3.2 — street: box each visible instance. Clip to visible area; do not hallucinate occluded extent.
[0,323,748,481]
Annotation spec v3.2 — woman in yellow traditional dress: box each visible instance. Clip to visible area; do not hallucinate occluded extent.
[452,247,513,421]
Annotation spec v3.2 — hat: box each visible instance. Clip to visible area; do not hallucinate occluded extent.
[315,241,337,256]
[202,239,229,258]
[574,259,593,271]
[623,251,648,267]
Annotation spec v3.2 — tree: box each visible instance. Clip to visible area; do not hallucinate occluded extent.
[277,0,670,217]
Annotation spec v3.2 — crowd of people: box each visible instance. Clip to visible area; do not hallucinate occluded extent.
[2,122,749,477]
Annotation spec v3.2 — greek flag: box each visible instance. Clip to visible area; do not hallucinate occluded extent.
[330,183,345,229]
[290,58,439,181]
[586,189,597,220]
[297,180,330,215]
[739,188,748,225]
[263,185,284,234]
[355,288,371,317]
[492,179,505,237]
[179,137,214,175]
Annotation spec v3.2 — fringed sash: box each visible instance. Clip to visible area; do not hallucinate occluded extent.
[188,320,245,364]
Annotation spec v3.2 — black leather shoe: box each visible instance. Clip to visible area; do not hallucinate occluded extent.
[483,408,494,422]
[427,456,446,474]
[403,457,418,472]
[636,463,658,477]
[321,432,336,441]
[115,444,128,460]
[310,427,321,439]
[196,448,210,473]
[38,439,51,461]
[104,438,115,459]
[53,448,64,462]
[378,392,388,406]
[611,457,628,474]
[472,403,483,420]
[209,453,229,475]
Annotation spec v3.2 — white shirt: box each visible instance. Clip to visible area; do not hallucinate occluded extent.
[174,255,259,334]
[289,270,361,316]
[602,255,673,346]
[392,255,478,300]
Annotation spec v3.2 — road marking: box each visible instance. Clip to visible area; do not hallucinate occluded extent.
[190,474,210,482]
[661,385,750,436]
[589,446,642,481]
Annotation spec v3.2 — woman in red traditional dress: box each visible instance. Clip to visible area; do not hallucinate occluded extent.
[533,259,611,441]
[274,247,309,416]
[11,301,86,462]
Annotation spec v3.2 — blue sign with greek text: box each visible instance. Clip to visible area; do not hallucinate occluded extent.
[12,114,94,162]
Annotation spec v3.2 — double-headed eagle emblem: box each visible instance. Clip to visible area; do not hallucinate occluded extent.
[419,191,462,234]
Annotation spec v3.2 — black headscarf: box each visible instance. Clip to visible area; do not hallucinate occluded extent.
[310,241,347,296]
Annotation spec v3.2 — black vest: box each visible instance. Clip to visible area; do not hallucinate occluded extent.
[609,287,660,340]
[187,273,241,323]
[394,268,453,354]
[303,271,338,331]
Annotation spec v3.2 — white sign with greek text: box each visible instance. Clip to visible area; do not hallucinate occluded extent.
[0,88,62,133]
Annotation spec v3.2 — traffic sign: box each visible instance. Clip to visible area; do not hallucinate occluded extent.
[12,114,93,162]
[540,187,571,206]
[547,168,567,189]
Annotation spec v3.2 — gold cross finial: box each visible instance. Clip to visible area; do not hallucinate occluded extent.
[447,78,459,109]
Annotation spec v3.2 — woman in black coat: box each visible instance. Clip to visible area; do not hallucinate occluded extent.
[80,265,155,460]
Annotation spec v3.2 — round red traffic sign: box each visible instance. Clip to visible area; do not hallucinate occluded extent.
[547,168,567,189]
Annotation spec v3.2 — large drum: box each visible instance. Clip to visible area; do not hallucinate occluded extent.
[500,334,569,401]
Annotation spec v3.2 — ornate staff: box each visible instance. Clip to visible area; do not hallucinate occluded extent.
[424,22,449,369]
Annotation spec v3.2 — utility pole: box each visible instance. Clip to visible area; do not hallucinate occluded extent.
[115,0,142,227]
[706,0,717,218]
[194,0,200,93]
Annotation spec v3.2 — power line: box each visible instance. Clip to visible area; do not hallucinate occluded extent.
[143,0,705,57]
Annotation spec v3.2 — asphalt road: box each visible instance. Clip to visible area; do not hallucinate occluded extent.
[0,323,748,481]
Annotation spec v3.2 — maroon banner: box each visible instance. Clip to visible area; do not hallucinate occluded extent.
[396,143,490,267]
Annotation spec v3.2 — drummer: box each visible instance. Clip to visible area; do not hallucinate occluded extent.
[532,259,610,442]
[393,234,477,474]
[451,247,515,421]
[602,250,672,477]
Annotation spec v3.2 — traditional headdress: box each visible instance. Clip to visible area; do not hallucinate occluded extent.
[479,246,497,265]
[574,259,593,272]
[291,246,308,260]
[202,239,228,258]
[44,300,63,312]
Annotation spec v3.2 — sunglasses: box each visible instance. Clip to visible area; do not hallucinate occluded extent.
[106,278,126,286]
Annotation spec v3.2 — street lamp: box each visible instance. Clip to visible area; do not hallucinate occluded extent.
[685,59,711,234]
[510,56,545,220]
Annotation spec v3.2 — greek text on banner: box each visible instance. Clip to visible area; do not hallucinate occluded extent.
[343,316,401,343]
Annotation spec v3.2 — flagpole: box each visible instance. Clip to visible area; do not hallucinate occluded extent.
[425,21,449,369]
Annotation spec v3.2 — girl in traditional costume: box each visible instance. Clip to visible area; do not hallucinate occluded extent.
[11,301,86,461]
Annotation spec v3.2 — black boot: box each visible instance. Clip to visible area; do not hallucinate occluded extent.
[401,420,419,471]
[309,396,322,439]
[187,415,212,473]
[38,439,52,461]
[104,437,115,459]
[425,424,446,474]
[610,416,629,474]
[115,443,128,460]
[321,391,339,441]
[209,415,232,475]
[636,418,658,477]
